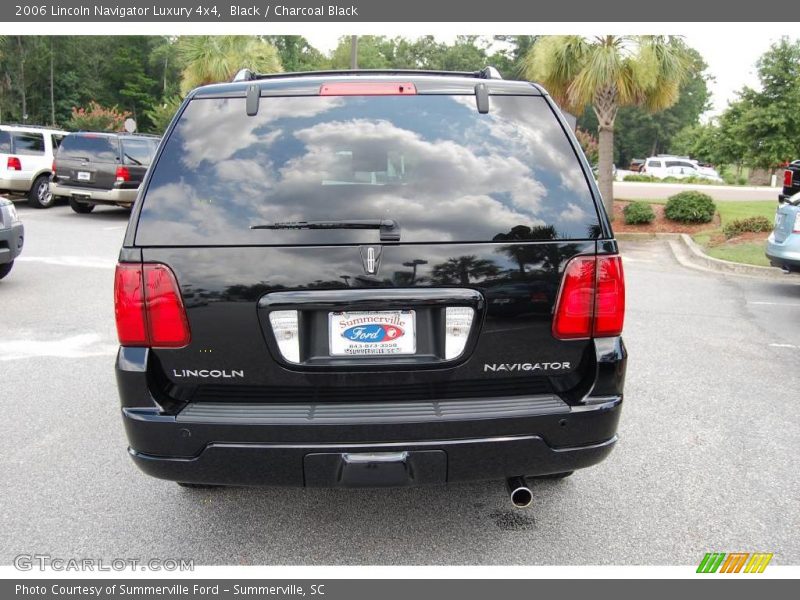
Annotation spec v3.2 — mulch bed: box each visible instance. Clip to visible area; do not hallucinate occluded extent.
[612,201,721,234]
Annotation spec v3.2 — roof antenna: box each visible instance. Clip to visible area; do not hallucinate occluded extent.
[475,83,490,114]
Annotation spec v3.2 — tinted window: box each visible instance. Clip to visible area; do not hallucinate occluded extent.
[12,132,45,155]
[58,134,118,162]
[122,138,156,166]
[0,130,10,153]
[51,134,65,150]
[137,95,599,246]
[647,160,662,168]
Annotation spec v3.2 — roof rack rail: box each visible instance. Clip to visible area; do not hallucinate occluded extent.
[231,66,505,82]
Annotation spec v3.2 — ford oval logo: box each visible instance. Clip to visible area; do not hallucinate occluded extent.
[342,324,404,343]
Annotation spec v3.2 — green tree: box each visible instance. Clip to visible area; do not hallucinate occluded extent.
[430,256,499,285]
[177,36,282,93]
[523,35,691,217]
[264,35,329,71]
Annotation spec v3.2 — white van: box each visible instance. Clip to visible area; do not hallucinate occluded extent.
[0,125,68,208]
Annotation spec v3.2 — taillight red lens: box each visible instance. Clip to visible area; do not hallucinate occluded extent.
[319,82,417,96]
[52,160,56,175]
[593,256,626,336]
[114,264,148,346]
[115,166,130,182]
[7,156,21,171]
[114,263,190,348]
[552,256,596,339]
[784,169,794,188]
[553,255,625,339]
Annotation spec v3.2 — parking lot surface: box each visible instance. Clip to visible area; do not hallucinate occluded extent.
[2,203,798,565]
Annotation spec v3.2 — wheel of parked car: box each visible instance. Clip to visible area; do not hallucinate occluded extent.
[69,197,95,214]
[0,261,13,280]
[27,174,54,209]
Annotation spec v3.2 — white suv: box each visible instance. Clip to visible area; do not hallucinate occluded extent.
[642,155,723,182]
[0,125,68,208]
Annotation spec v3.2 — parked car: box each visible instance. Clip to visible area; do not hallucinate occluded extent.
[0,196,24,280]
[642,155,723,182]
[779,160,800,203]
[0,124,67,208]
[766,191,800,273]
[628,158,645,173]
[114,68,627,502]
[50,132,159,213]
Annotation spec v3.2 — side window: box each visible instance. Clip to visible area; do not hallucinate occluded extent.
[12,132,45,155]
[51,134,65,152]
[0,130,10,153]
[647,160,662,168]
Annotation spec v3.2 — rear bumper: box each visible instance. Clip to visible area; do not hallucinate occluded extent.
[0,221,24,264]
[0,175,31,192]
[766,232,800,271]
[50,181,138,205]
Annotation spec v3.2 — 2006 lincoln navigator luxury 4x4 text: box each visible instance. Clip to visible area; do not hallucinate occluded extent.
[114,68,626,505]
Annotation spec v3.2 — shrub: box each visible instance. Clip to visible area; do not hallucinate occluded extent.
[664,191,716,224]
[722,216,773,238]
[623,201,656,225]
[66,101,131,132]
[623,174,658,182]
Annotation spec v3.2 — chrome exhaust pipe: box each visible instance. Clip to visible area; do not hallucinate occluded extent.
[506,476,533,508]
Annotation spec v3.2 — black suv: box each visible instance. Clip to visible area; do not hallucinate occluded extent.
[115,69,627,501]
[51,132,159,213]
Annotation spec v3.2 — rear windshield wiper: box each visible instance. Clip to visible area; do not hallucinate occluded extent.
[250,219,401,241]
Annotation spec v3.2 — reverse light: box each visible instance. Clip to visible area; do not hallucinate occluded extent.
[115,166,131,182]
[553,255,625,339]
[784,169,794,188]
[269,310,300,363]
[445,306,475,360]
[114,263,191,348]
[7,157,21,171]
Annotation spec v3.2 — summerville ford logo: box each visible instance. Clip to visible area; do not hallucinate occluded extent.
[342,324,404,343]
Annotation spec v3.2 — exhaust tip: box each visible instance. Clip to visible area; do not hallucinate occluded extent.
[506,476,533,508]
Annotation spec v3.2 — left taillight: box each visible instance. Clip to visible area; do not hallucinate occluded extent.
[114,263,190,348]
[552,255,625,339]
[7,156,21,171]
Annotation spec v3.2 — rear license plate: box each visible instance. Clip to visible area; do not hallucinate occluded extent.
[77,171,91,181]
[329,310,416,356]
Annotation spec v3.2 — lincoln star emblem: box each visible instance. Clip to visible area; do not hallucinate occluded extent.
[360,245,382,275]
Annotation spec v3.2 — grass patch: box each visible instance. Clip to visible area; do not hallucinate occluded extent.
[714,201,776,226]
[704,243,771,267]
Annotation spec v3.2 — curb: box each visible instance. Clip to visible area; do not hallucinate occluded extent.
[617,232,799,280]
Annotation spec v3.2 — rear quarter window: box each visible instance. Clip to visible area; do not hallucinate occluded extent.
[136,94,600,246]
[121,138,156,166]
[12,132,45,155]
[0,130,10,153]
[59,134,118,163]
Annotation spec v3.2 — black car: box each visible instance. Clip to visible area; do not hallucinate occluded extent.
[50,132,159,213]
[780,160,800,203]
[115,69,627,503]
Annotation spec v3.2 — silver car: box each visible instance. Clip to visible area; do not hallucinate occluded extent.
[767,192,800,273]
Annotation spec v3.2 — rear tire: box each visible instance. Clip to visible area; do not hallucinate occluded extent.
[0,261,13,280]
[27,174,54,208]
[176,482,222,489]
[531,471,574,480]
[69,197,95,214]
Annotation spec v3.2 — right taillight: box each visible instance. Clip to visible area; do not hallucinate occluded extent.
[114,263,191,348]
[115,166,131,182]
[553,255,625,339]
[784,169,794,188]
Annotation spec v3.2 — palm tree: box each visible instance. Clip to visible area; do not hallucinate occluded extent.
[177,36,282,93]
[431,256,499,285]
[522,35,690,217]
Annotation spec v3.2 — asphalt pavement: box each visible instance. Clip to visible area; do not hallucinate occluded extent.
[1,201,798,566]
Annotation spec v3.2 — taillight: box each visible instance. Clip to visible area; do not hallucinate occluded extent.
[793,213,800,234]
[114,263,191,348]
[51,160,56,175]
[784,169,794,188]
[553,255,625,339]
[320,82,417,96]
[115,166,130,182]
[7,156,21,171]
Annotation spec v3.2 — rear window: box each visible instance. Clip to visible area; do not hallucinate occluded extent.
[121,138,156,166]
[0,130,10,153]
[12,132,45,155]
[59,134,118,163]
[136,94,599,246]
